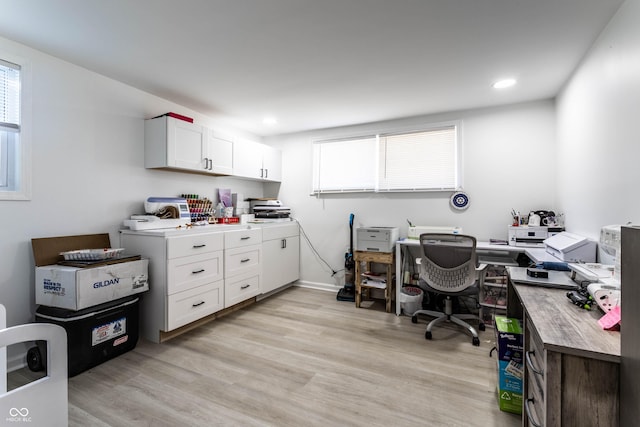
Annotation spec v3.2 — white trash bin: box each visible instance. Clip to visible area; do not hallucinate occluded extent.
[400,286,423,315]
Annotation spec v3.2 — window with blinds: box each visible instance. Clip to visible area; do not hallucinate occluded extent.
[312,123,460,193]
[0,57,26,198]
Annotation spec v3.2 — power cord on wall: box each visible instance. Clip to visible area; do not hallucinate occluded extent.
[291,217,342,278]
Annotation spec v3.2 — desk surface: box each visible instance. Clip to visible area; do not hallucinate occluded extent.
[508,267,620,363]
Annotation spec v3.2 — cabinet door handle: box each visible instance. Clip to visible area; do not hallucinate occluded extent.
[192,244,206,248]
[240,236,251,240]
[241,284,251,289]
[524,398,542,427]
[192,301,205,307]
[260,168,264,178]
[203,158,209,170]
[240,258,251,263]
[281,239,286,249]
[192,269,205,274]
[525,350,544,377]
[265,168,268,178]
[209,158,213,170]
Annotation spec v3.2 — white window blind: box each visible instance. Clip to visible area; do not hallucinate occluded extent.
[0,58,22,194]
[313,136,378,192]
[312,123,460,194]
[0,59,20,129]
[379,127,457,191]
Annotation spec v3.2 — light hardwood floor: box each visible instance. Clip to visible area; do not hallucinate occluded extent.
[13,287,522,426]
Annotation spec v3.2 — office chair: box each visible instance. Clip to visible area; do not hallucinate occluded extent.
[411,233,487,346]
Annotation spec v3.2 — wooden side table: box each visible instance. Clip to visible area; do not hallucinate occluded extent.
[354,250,395,313]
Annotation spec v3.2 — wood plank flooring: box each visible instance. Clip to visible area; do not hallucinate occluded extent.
[12,287,522,426]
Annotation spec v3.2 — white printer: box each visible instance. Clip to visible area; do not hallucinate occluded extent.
[544,232,596,263]
[356,227,399,253]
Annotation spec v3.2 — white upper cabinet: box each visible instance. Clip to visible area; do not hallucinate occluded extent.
[233,139,282,182]
[206,130,233,175]
[144,115,233,176]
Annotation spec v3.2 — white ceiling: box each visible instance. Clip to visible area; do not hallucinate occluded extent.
[0,0,624,137]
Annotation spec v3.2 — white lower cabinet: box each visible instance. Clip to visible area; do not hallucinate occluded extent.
[261,223,300,294]
[224,228,262,305]
[120,223,299,343]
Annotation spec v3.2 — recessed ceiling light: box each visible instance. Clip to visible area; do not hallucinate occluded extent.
[263,117,278,126]
[492,79,517,89]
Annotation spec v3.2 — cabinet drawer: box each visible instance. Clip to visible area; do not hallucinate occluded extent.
[224,228,262,249]
[225,244,261,277]
[167,251,224,295]
[225,271,260,307]
[167,232,224,259]
[524,384,544,427]
[167,281,224,330]
[262,223,299,241]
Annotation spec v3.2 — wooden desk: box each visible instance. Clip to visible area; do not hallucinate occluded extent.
[354,250,395,313]
[507,267,620,427]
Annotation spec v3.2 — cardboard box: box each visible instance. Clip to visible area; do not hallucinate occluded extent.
[32,234,149,311]
[495,316,523,414]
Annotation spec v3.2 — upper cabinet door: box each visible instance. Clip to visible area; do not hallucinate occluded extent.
[233,139,264,179]
[233,139,282,182]
[262,145,282,182]
[205,130,233,175]
[145,116,207,172]
[167,118,207,170]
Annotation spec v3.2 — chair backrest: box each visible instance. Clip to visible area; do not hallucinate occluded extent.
[418,233,478,293]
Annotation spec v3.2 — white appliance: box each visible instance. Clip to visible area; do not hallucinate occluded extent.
[250,199,291,219]
[544,232,596,262]
[356,227,399,253]
[408,226,462,240]
[123,197,192,230]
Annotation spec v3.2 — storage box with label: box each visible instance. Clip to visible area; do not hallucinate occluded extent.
[33,295,140,377]
[495,316,523,414]
[32,234,149,311]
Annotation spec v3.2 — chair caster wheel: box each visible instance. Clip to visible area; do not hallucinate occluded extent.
[425,331,432,340]
[411,315,418,324]
[27,346,44,372]
[472,337,480,346]
[479,323,486,331]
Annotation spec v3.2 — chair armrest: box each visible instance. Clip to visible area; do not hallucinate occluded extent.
[476,263,488,286]
[476,263,488,272]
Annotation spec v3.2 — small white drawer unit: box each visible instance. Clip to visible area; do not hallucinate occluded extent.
[224,228,262,307]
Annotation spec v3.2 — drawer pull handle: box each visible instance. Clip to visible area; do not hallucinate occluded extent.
[192,301,205,307]
[192,269,205,274]
[240,236,251,240]
[192,244,206,248]
[241,284,251,289]
[525,398,542,427]
[526,350,544,377]
[240,258,251,263]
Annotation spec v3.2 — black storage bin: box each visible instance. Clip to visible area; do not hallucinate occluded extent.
[33,295,140,377]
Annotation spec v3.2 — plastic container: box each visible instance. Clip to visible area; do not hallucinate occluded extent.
[400,286,423,315]
[31,296,140,377]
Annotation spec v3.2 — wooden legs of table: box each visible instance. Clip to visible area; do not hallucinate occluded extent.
[354,251,395,313]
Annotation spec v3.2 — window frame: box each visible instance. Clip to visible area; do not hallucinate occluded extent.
[311,120,462,195]
[0,52,31,201]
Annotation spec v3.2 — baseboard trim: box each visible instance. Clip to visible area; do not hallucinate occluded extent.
[294,280,340,293]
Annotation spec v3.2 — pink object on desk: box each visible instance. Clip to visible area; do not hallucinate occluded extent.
[598,305,621,331]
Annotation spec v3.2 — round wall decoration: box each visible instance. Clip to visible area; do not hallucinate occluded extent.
[450,191,470,210]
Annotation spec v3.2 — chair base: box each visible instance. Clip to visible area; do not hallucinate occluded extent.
[411,296,484,346]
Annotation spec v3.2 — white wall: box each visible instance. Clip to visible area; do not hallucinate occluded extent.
[0,36,265,367]
[556,0,640,241]
[266,100,557,288]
